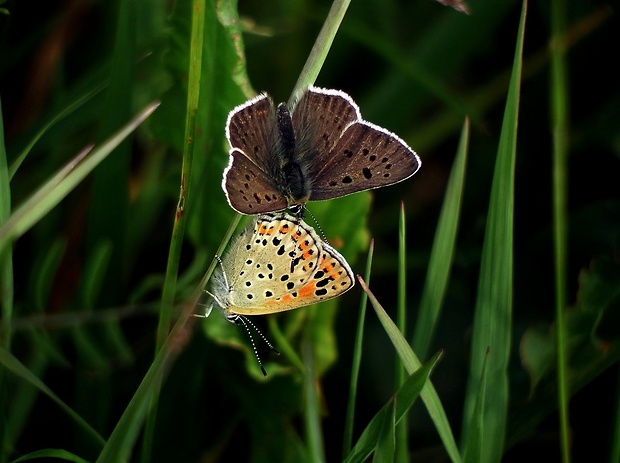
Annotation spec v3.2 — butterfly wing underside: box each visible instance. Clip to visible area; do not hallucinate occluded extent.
[224,214,325,315]
[259,241,355,313]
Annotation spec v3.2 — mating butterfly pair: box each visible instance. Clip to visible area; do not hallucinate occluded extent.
[206,87,420,373]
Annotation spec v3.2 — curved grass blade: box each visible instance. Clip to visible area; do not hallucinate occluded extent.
[8,83,106,180]
[11,448,90,463]
[0,347,105,449]
[0,101,160,248]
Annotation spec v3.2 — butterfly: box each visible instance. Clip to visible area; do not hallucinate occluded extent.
[208,212,355,321]
[223,86,421,215]
[203,212,355,375]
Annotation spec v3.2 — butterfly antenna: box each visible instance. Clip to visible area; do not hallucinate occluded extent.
[231,314,280,376]
[304,208,328,243]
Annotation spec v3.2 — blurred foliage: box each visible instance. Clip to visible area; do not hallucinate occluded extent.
[0,0,619,461]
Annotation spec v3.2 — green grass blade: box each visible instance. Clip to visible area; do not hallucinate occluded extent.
[0,97,14,463]
[95,312,191,462]
[98,212,239,462]
[8,82,106,180]
[358,277,462,463]
[302,337,325,463]
[374,397,396,463]
[0,102,160,248]
[549,0,571,460]
[461,2,526,462]
[395,204,408,463]
[144,1,206,459]
[462,347,490,463]
[289,0,351,103]
[11,448,90,463]
[343,351,443,463]
[343,239,374,457]
[413,118,469,360]
[0,347,105,449]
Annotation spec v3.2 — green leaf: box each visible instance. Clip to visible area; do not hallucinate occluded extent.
[462,3,526,462]
[413,117,469,360]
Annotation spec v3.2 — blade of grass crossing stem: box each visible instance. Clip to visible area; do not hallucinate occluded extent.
[289,0,351,104]
[96,275,211,462]
[374,397,396,463]
[412,118,469,360]
[143,1,206,462]
[358,277,462,463]
[343,351,443,463]
[461,3,526,462]
[343,239,374,457]
[550,0,571,461]
[395,205,408,463]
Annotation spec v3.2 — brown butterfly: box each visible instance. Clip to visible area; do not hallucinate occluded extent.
[223,86,421,215]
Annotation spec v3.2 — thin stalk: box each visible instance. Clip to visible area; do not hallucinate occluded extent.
[342,239,374,457]
[142,0,206,461]
[0,97,13,463]
[550,0,571,460]
[289,0,351,104]
[395,204,408,462]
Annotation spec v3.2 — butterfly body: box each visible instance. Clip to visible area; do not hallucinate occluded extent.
[224,86,421,215]
[210,212,355,317]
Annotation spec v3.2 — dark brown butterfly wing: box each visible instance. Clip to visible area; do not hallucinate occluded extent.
[291,87,420,201]
[222,149,288,214]
[291,87,360,171]
[226,94,280,171]
[309,121,421,200]
[224,94,289,214]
